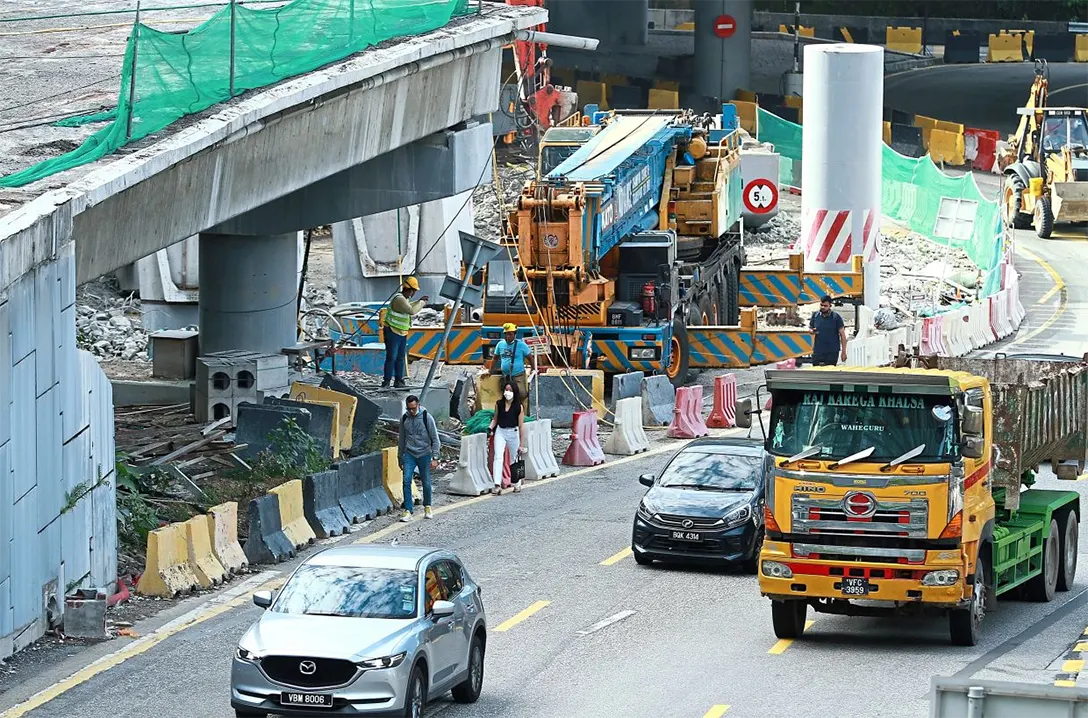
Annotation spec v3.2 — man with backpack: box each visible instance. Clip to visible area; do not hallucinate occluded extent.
[398,394,440,521]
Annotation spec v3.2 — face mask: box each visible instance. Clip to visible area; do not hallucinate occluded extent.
[503,391,514,401]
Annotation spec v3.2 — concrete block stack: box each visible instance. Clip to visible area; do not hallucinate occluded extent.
[194,350,290,421]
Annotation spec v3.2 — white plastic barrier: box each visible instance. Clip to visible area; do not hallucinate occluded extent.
[447,433,493,496]
[525,418,560,481]
[604,397,651,455]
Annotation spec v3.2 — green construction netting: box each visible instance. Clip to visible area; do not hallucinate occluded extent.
[1,0,473,188]
[757,108,1005,297]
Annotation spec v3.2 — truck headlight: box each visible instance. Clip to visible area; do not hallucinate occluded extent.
[629,347,657,360]
[762,561,793,579]
[922,569,960,587]
[722,504,752,528]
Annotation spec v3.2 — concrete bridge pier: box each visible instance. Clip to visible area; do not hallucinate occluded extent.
[197,231,301,356]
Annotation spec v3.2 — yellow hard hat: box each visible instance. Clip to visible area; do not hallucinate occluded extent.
[402,276,420,291]
[502,322,517,332]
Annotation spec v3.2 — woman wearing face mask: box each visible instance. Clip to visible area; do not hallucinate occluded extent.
[487,381,526,495]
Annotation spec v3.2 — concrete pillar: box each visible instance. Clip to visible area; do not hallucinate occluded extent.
[331,190,474,304]
[693,0,754,107]
[198,231,299,355]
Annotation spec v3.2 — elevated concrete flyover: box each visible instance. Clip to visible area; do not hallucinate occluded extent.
[0,0,544,661]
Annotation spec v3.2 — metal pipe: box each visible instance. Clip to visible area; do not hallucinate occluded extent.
[515,29,599,51]
[420,240,484,399]
[229,0,236,97]
[966,686,985,718]
[125,0,142,140]
[792,1,800,73]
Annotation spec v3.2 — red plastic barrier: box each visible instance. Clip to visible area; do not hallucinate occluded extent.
[667,385,710,439]
[920,317,938,356]
[707,374,738,429]
[764,358,796,410]
[966,128,1000,172]
[562,410,606,466]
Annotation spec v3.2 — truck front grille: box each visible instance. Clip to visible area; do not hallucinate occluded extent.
[791,495,928,539]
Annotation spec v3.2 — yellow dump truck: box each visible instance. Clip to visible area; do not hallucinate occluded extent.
[753,356,1087,646]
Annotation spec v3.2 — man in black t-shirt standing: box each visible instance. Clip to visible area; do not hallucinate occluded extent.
[809,295,848,366]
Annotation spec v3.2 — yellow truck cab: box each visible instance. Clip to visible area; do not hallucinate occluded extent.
[754,359,1086,646]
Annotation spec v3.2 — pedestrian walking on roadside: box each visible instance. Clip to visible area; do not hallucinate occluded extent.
[382,276,429,388]
[398,394,440,521]
[809,294,848,366]
[488,381,527,495]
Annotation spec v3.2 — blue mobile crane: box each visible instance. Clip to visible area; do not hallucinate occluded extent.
[482,106,747,385]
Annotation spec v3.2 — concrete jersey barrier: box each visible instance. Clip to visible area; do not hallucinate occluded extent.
[270,479,318,549]
[206,502,249,574]
[641,375,676,427]
[184,516,228,589]
[243,493,296,565]
[137,523,200,597]
[302,470,352,538]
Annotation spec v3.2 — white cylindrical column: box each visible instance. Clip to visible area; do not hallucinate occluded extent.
[800,44,883,308]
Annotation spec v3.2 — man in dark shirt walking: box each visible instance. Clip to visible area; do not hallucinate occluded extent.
[809,295,848,366]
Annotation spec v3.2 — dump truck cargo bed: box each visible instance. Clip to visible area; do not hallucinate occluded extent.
[909,356,1088,507]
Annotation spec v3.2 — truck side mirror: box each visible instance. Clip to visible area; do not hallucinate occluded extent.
[961,406,983,436]
[736,398,753,429]
[962,435,985,459]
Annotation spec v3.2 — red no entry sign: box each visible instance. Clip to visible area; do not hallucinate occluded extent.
[714,14,736,38]
[743,179,778,214]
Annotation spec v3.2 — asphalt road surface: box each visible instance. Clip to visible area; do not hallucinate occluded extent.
[885,62,1088,136]
[4,425,1088,718]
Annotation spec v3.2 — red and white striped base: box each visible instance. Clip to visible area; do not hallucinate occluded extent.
[799,207,880,266]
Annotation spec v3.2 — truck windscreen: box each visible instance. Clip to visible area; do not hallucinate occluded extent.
[767,389,959,463]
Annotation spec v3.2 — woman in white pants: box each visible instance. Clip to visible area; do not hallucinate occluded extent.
[488,381,526,495]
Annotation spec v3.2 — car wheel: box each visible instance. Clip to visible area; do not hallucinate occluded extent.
[743,527,765,575]
[633,548,653,566]
[771,600,806,639]
[404,664,426,718]
[452,635,485,703]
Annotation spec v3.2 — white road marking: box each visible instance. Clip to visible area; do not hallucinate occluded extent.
[577,610,637,636]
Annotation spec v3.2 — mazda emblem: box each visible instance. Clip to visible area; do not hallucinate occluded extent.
[299,660,317,675]
[681,519,694,529]
[842,491,877,519]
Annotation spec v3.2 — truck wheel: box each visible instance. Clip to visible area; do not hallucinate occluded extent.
[665,318,690,387]
[1058,510,1079,592]
[1003,174,1032,230]
[949,560,985,647]
[1035,196,1055,239]
[771,600,806,639]
[1024,518,1060,602]
[726,263,740,326]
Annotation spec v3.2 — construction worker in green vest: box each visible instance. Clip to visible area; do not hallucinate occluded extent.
[383,276,428,388]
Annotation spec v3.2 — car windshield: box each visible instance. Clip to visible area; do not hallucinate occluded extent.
[271,565,418,619]
[659,447,763,490]
[768,390,958,462]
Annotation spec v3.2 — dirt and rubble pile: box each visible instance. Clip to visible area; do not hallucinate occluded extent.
[76,278,149,361]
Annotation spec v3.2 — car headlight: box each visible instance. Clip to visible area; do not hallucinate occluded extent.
[637,500,658,521]
[922,569,960,587]
[358,652,407,670]
[762,561,793,579]
[722,504,753,528]
[236,646,262,662]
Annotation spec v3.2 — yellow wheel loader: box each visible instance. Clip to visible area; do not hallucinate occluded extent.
[999,61,1088,239]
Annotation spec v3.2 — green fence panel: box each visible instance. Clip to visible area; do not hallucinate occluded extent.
[756,108,1005,296]
[1,0,473,188]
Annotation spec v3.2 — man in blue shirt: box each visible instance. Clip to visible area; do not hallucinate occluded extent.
[809,295,848,366]
[491,322,536,409]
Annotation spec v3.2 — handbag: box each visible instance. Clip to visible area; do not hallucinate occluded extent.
[509,458,526,482]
